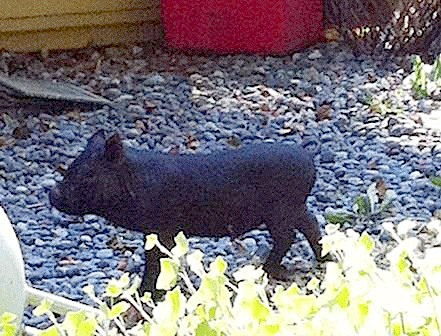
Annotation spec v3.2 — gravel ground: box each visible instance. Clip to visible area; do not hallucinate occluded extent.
[0,42,440,329]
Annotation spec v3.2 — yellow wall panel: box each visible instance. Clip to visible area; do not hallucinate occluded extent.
[0,0,161,52]
[1,0,159,19]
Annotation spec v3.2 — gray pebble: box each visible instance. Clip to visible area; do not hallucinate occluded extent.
[320,148,335,164]
[15,186,30,194]
[96,249,114,259]
[88,271,108,279]
[127,104,146,114]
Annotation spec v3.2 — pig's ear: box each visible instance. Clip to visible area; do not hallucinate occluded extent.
[87,130,106,150]
[104,133,123,162]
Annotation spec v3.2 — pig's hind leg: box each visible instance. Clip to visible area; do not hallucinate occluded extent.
[263,204,325,279]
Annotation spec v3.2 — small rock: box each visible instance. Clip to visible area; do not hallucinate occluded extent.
[308,50,322,60]
[40,178,56,189]
[320,148,335,164]
[212,70,225,78]
[389,124,415,137]
[104,88,122,99]
[80,235,92,243]
[127,104,145,115]
[35,239,46,247]
[96,249,114,259]
[88,271,107,279]
[348,177,364,186]
[241,237,257,254]
[16,185,30,194]
[144,74,166,86]
[409,171,423,180]
[126,128,140,139]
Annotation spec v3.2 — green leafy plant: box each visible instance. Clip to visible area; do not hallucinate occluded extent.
[368,97,403,115]
[410,54,441,98]
[0,313,17,336]
[433,55,441,83]
[26,219,441,335]
[325,182,396,225]
[412,55,429,98]
[431,176,441,187]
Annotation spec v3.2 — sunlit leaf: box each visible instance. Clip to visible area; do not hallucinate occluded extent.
[0,313,16,324]
[152,288,184,326]
[82,285,95,297]
[104,273,131,297]
[145,234,158,250]
[141,292,153,304]
[187,250,205,276]
[171,231,189,258]
[397,220,417,237]
[209,257,227,276]
[247,298,270,322]
[62,311,97,336]
[195,321,217,336]
[261,323,281,336]
[167,287,185,321]
[157,258,179,290]
[335,285,350,308]
[233,265,264,282]
[359,232,375,253]
[39,326,60,336]
[107,302,130,319]
[0,313,17,336]
[306,277,320,291]
[33,300,53,316]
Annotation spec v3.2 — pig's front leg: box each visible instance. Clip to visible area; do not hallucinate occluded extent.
[140,232,174,299]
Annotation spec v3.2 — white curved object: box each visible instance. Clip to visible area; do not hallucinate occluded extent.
[0,207,26,330]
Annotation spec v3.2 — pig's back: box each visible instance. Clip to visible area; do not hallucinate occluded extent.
[177,143,316,204]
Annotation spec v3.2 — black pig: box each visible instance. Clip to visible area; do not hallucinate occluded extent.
[50,130,325,294]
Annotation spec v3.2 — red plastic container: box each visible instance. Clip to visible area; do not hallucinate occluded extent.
[161,0,323,55]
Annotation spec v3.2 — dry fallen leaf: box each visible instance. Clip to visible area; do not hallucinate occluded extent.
[324,27,341,42]
[376,179,387,201]
[135,119,147,133]
[59,256,80,266]
[56,164,68,177]
[144,100,157,113]
[316,104,332,121]
[367,73,377,83]
[168,145,180,155]
[368,160,377,169]
[260,103,271,113]
[227,136,242,147]
[66,110,87,122]
[186,134,200,150]
[12,125,31,139]
[107,236,128,252]
[117,259,129,271]
[0,137,7,147]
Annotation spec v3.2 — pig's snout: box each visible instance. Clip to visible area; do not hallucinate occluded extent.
[49,185,89,216]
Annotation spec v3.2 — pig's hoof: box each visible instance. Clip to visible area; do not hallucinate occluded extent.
[263,263,292,281]
[317,253,334,263]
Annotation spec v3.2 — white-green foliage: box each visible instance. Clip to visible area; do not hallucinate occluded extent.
[411,54,441,98]
[20,220,441,335]
[0,312,17,336]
